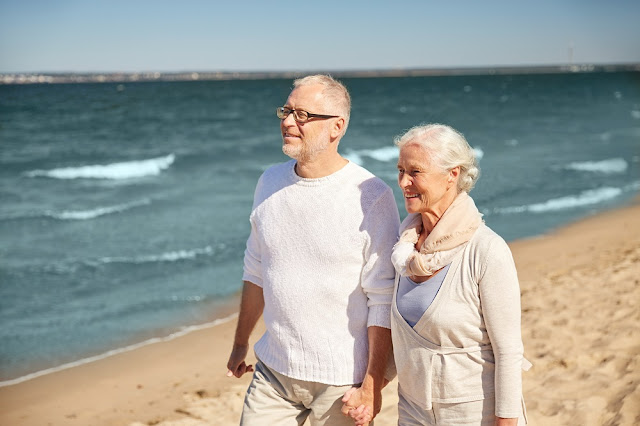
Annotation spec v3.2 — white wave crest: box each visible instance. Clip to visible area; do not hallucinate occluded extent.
[25,154,175,180]
[473,147,484,160]
[346,145,483,165]
[625,180,640,191]
[98,246,215,265]
[494,187,623,214]
[565,158,628,174]
[344,147,398,165]
[44,199,151,220]
[344,151,364,165]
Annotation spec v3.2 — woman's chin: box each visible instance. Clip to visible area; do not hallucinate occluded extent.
[404,201,422,215]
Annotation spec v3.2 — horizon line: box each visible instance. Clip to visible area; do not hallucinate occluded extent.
[2,62,639,85]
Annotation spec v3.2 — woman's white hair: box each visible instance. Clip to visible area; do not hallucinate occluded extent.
[394,123,480,193]
[293,74,351,133]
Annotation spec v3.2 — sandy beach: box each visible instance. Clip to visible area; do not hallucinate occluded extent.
[1,200,638,426]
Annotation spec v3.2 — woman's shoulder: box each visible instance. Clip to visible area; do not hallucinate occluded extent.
[464,224,515,281]
[468,223,511,257]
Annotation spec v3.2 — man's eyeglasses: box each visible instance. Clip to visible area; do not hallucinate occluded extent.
[276,107,339,123]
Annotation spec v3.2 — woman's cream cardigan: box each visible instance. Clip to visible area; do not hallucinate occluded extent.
[391,224,531,418]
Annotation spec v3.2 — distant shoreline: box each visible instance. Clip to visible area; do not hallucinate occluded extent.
[2,63,639,85]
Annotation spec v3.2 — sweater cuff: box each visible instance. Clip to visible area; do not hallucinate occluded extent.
[367,303,391,329]
[241,272,263,288]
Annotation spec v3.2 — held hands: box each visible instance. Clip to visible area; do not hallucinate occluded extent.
[226,343,254,378]
[341,386,379,426]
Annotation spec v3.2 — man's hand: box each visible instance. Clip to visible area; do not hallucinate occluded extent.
[226,343,254,378]
[496,417,519,426]
[340,326,391,425]
[226,281,263,378]
[341,385,379,426]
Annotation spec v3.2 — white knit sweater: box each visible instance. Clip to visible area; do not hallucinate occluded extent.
[243,159,400,385]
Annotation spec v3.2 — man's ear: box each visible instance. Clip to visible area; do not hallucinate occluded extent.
[330,117,346,140]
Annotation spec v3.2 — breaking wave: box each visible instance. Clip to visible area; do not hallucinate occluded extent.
[344,146,483,166]
[44,199,151,220]
[25,154,175,180]
[344,146,398,165]
[565,158,628,174]
[94,245,217,265]
[492,187,624,214]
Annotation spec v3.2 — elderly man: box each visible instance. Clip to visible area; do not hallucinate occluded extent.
[226,74,399,425]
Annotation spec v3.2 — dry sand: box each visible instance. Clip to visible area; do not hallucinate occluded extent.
[1,202,638,426]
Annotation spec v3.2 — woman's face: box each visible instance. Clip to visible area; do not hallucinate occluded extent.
[397,143,457,216]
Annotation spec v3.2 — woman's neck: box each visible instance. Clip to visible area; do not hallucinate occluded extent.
[420,190,460,233]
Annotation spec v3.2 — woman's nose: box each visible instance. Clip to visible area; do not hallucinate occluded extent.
[399,174,411,188]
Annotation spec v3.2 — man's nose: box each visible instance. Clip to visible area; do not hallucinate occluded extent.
[282,111,297,126]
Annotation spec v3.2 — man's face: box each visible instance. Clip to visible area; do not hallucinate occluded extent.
[280,84,336,162]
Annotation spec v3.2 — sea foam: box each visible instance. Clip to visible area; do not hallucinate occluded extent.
[473,147,484,160]
[25,154,175,180]
[96,245,216,265]
[44,198,151,220]
[344,146,399,165]
[565,158,628,174]
[493,187,623,214]
[344,146,483,166]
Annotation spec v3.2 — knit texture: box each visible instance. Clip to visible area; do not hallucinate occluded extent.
[243,160,400,385]
[391,224,529,418]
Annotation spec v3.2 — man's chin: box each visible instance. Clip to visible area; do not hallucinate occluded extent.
[282,145,302,160]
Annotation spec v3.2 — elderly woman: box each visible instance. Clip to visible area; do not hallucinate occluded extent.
[350,123,530,425]
[392,123,530,425]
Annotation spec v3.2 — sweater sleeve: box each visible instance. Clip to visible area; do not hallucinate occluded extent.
[242,174,265,287]
[361,187,400,329]
[242,215,263,287]
[478,236,524,418]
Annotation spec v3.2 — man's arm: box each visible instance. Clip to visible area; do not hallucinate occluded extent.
[341,325,392,425]
[226,281,264,378]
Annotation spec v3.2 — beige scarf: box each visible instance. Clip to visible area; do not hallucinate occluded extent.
[391,192,483,277]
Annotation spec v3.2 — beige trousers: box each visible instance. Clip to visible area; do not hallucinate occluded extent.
[398,390,527,425]
[240,360,359,426]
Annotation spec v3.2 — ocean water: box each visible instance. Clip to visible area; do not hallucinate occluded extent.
[1,73,639,384]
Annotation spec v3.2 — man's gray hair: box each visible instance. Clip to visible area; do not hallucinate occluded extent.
[293,74,351,133]
[394,123,480,193]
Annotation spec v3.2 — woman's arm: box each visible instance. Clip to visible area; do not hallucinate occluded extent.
[478,235,525,419]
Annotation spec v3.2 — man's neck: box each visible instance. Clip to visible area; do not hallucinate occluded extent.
[295,152,349,179]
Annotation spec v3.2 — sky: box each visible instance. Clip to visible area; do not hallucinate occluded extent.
[1,0,639,74]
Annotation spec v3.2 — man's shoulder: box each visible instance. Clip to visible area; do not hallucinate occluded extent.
[345,161,393,193]
[251,160,295,205]
[261,159,295,180]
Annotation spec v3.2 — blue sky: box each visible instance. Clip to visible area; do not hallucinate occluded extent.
[1,0,639,73]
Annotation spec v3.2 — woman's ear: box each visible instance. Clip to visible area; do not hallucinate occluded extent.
[448,166,460,185]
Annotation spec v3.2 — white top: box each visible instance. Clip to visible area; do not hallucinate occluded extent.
[391,224,530,418]
[243,159,400,385]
